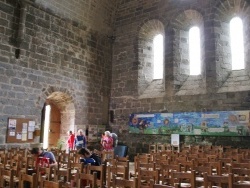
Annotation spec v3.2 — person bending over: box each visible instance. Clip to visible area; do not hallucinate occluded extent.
[78,147,101,166]
[31,147,57,167]
[28,147,57,179]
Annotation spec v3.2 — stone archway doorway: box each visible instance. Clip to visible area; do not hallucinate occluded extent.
[41,91,75,150]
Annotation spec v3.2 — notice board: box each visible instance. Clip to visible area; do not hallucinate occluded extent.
[6,118,36,143]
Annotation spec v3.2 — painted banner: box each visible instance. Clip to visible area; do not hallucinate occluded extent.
[129,110,250,136]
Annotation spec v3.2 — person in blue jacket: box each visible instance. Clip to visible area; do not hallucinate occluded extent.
[75,129,86,149]
[77,147,101,166]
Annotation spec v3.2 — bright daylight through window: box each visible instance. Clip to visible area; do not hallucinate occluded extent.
[189,26,201,75]
[43,105,51,149]
[230,17,244,70]
[153,34,163,79]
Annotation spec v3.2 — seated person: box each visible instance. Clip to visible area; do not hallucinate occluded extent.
[31,147,57,169]
[78,147,101,166]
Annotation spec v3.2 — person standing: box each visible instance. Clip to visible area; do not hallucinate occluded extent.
[67,130,75,152]
[75,129,86,150]
[102,131,113,151]
[111,132,118,147]
[100,132,106,150]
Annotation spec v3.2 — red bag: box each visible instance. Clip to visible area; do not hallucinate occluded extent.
[36,157,50,175]
[36,157,50,167]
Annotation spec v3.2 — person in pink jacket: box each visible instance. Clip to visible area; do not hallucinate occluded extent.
[67,130,75,152]
[102,131,113,151]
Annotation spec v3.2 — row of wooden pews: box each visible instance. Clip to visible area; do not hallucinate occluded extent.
[130,145,250,187]
[0,147,133,188]
[3,144,250,187]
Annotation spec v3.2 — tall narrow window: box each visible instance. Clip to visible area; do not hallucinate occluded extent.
[153,34,163,79]
[230,17,244,70]
[43,104,51,149]
[189,26,201,75]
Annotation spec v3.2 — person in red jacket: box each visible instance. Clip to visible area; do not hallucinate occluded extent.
[67,130,75,152]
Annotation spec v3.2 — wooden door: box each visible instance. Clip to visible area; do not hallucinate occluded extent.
[48,103,61,149]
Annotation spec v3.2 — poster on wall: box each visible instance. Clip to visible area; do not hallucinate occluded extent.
[8,119,16,129]
[171,134,180,145]
[129,110,250,136]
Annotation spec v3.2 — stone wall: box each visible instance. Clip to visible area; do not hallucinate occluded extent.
[111,0,250,160]
[0,0,115,145]
[1,0,250,159]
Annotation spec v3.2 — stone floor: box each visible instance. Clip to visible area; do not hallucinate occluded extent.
[129,162,134,173]
[129,162,135,178]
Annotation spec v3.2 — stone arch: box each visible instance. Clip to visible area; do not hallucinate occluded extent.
[172,9,206,95]
[138,19,165,98]
[214,0,250,92]
[41,86,75,108]
[41,86,76,149]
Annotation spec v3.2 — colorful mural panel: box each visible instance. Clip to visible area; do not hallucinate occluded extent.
[129,110,250,136]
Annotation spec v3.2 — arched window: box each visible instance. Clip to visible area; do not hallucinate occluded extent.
[189,26,201,75]
[230,17,244,70]
[138,19,165,96]
[153,34,163,79]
